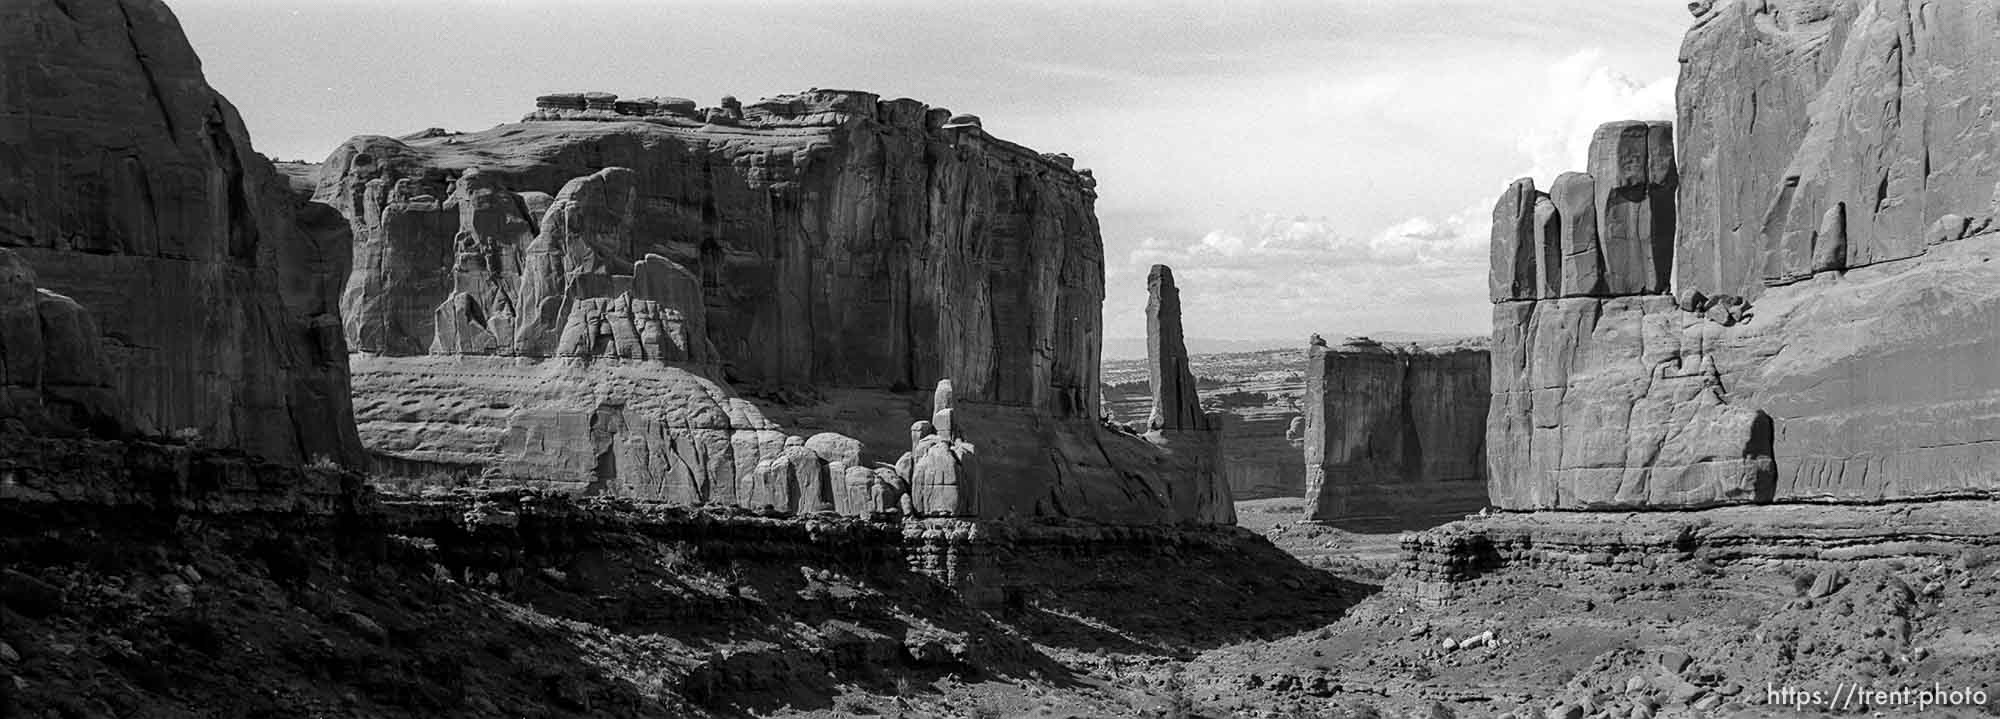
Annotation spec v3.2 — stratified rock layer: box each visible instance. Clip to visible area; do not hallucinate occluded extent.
[1489,121,1775,510]
[0,0,361,466]
[1303,337,1489,528]
[321,92,1228,524]
[1489,0,2000,509]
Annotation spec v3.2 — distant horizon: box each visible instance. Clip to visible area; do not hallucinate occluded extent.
[1097,329,1481,362]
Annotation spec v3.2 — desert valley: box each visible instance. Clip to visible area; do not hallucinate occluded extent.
[1,1,1997,718]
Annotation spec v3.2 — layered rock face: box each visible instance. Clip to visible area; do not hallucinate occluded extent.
[1303,336,1489,528]
[322,94,1229,524]
[0,0,362,466]
[1678,0,2000,296]
[1488,123,1776,510]
[1489,0,2000,509]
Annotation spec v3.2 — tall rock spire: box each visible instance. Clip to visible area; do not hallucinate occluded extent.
[1152,267,1208,429]
[1145,264,1210,431]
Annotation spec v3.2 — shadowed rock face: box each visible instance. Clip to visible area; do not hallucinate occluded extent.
[1489,0,2000,509]
[1146,265,1209,432]
[0,0,362,466]
[320,91,1102,418]
[319,93,1229,524]
[1141,265,1232,525]
[0,250,124,437]
[1303,336,1489,529]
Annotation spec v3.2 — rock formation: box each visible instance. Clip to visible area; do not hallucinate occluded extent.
[1100,349,1308,500]
[906,380,979,517]
[319,92,1230,524]
[1135,266,1233,524]
[1488,122,1775,510]
[1489,0,2000,510]
[0,0,362,467]
[1146,266,1210,431]
[1679,0,2000,295]
[0,250,125,437]
[1302,336,1489,528]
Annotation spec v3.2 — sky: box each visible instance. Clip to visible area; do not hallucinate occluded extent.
[171,0,1688,357]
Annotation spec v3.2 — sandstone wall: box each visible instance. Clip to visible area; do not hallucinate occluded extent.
[1302,336,1489,528]
[1487,0,2000,509]
[1678,0,2000,297]
[1487,122,1776,510]
[319,95,1228,524]
[0,0,362,466]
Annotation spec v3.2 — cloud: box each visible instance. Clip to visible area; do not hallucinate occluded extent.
[1105,205,1492,345]
[1103,49,1676,348]
[1126,208,1485,272]
[1517,49,1677,184]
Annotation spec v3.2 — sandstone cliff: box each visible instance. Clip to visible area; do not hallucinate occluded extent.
[1488,0,2000,509]
[319,94,1227,524]
[0,0,362,466]
[1303,336,1489,528]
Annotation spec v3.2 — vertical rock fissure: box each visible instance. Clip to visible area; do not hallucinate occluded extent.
[115,0,177,139]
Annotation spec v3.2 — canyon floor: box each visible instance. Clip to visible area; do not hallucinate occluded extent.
[3,494,1995,718]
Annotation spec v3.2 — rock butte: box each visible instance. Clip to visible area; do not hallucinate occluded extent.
[1302,335,1489,529]
[315,90,1231,524]
[1487,0,2000,510]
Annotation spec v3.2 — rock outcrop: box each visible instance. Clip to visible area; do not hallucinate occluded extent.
[0,0,362,466]
[1679,0,2000,296]
[1145,266,1210,431]
[1137,266,1233,525]
[320,93,1229,524]
[1489,0,2000,509]
[0,250,124,437]
[1303,336,1489,529]
[1488,122,1776,510]
[1100,350,1308,500]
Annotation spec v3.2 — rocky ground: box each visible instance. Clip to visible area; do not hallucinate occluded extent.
[5,493,1995,718]
[1199,505,2000,718]
[0,491,1357,719]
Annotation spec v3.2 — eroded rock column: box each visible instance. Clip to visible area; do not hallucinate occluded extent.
[1486,121,1774,510]
[1146,265,1210,431]
[1142,265,1233,524]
